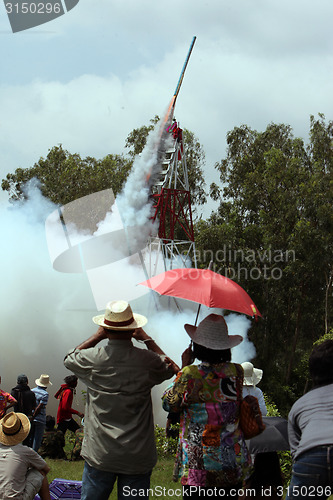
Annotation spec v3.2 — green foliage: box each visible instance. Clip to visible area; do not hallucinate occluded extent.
[154,424,178,458]
[313,328,333,346]
[125,115,159,158]
[63,425,179,462]
[264,394,281,417]
[1,145,132,207]
[278,450,292,487]
[182,128,207,208]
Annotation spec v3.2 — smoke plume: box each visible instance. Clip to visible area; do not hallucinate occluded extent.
[1,119,258,424]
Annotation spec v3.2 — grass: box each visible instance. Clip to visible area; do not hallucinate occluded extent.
[43,426,180,498]
[45,457,177,499]
[45,455,333,500]
[47,427,333,500]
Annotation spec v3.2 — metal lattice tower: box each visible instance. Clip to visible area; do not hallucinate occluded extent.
[142,37,197,279]
[147,121,197,273]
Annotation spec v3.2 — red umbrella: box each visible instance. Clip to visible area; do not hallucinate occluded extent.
[139,268,261,319]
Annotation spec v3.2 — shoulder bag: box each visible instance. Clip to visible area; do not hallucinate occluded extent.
[239,394,266,439]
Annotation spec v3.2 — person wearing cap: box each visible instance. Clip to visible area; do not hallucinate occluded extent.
[0,412,51,499]
[31,374,52,453]
[241,362,267,417]
[163,313,252,499]
[63,299,179,500]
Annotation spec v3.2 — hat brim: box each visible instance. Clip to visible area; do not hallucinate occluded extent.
[185,324,243,350]
[0,413,31,446]
[92,312,147,330]
[243,368,263,386]
[35,379,52,387]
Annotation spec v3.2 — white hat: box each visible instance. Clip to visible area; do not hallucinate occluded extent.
[93,300,147,331]
[184,314,243,350]
[0,413,30,446]
[241,362,263,386]
[35,374,52,387]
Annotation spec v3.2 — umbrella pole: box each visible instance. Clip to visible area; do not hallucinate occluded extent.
[194,261,211,326]
[194,304,201,326]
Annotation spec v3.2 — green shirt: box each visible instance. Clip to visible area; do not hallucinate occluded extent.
[64,339,173,474]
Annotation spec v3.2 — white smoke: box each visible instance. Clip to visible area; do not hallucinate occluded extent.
[1,121,258,426]
[0,179,258,426]
[0,181,96,417]
[96,116,173,255]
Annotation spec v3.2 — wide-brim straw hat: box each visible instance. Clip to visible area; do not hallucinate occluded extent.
[35,374,52,387]
[0,413,30,446]
[185,313,243,350]
[93,300,147,331]
[241,362,263,386]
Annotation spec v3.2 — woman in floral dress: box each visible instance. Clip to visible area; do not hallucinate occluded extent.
[163,314,252,499]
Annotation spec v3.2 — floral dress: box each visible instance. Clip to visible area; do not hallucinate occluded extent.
[162,362,251,487]
[0,389,16,419]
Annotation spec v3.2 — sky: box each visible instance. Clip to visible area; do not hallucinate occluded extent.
[0,0,333,420]
[1,0,333,206]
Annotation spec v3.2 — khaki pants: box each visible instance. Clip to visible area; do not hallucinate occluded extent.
[23,468,44,500]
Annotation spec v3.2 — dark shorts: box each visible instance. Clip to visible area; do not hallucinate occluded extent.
[57,418,80,434]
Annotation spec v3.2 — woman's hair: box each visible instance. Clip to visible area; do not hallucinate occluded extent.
[247,452,283,492]
[45,415,56,431]
[309,340,333,386]
[17,374,28,385]
[192,342,231,364]
[64,375,78,388]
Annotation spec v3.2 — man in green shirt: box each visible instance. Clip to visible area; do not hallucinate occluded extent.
[64,299,179,500]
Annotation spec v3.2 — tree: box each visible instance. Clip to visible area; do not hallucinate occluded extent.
[125,115,160,158]
[3,118,207,211]
[1,145,132,206]
[196,116,332,414]
[2,120,207,240]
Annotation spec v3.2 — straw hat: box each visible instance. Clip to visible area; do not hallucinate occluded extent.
[93,300,147,331]
[241,362,263,386]
[35,374,52,387]
[0,413,30,446]
[184,314,243,350]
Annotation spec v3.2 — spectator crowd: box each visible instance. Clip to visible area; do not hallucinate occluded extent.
[0,299,332,499]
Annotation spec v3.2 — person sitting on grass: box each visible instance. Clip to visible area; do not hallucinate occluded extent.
[0,412,51,500]
[39,415,66,460]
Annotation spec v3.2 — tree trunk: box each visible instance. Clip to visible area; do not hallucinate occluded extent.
[285,301,302,385]
[324,269,332,334]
